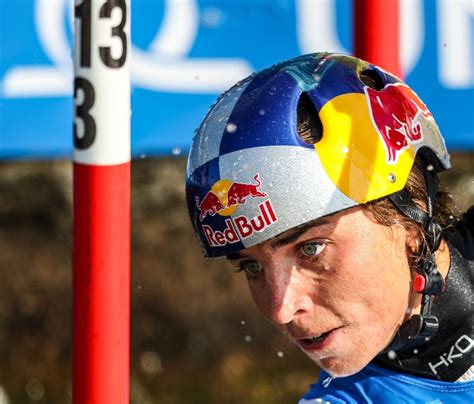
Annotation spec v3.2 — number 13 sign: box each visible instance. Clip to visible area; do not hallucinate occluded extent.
[74,0,130,165]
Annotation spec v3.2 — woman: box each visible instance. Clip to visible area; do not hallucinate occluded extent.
[185,53,473,402]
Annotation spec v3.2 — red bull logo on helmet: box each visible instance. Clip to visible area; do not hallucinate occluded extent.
[195,174,267,221]
[195,174,278,247]
[365,83,433,164]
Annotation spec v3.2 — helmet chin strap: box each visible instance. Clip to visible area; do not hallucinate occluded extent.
[383,163,445,353]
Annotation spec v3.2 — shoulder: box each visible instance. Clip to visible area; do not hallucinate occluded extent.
[299,365,474,404]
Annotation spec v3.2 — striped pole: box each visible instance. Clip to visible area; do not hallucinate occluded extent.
[353,0,402,78]
[73,1,130,403]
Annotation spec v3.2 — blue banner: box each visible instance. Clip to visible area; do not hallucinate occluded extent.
[1,0,473,159]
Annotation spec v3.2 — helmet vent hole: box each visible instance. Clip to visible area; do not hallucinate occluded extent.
[360,69,385,91]
[297,93,323,145]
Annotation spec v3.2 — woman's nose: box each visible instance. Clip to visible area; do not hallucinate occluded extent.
[265,267,313,325]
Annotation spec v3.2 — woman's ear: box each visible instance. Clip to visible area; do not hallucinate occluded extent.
[405,226,422,253]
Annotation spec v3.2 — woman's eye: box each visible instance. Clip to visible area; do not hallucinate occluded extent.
[301,242,325,257]
[240,261,262,277]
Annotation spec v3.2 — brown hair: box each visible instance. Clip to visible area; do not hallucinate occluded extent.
[365,158,459,262]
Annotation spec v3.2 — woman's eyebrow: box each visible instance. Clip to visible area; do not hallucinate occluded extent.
[226,216,332,260]
[271,218,330,249]
[227,252,245,261]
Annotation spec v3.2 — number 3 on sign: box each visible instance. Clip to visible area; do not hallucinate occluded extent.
[74,0,128,150]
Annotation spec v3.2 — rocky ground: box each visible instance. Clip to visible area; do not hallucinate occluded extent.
[0,154,472,403]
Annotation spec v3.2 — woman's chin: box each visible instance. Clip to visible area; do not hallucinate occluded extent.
[316,355,371,378]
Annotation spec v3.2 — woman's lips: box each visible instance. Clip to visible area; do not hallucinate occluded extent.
[296,327,341,352]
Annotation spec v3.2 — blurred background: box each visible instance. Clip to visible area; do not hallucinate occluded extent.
[0,0,473,403]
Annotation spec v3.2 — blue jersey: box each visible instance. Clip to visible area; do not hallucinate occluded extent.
[299,364,474,404]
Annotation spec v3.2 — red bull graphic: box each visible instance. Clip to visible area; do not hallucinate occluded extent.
[195,192,225,221]
[195,174,277,247]
[202,200,278,247]
[195,174,267,221]
[365,83,432,164]
[227,174,267,206]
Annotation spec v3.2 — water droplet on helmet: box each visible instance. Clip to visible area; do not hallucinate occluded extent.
[226,122,238,133]
[388,173,396,183]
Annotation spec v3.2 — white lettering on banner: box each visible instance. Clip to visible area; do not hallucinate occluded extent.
[2,0,252,97]
[296,0,348,54]
[400,0,424,75]
[437,0,474,88]
[2,0,73,97]
[2,0,473,98]
[428,334,474,375]
[296,0,425,76]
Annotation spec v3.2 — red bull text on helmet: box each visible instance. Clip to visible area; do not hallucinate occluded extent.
[195,174,278,247]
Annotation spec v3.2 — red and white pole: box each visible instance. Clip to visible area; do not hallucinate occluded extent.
[353,0,402,78]
[73,1,130,403]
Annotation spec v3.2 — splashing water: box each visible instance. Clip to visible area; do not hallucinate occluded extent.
[387,350,397,360]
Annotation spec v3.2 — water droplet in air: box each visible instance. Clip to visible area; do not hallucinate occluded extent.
[259,109,266,116]
[426,164,434,171]
[387,350,397,360]
[413,349,419,354]
[140,153,146,159]
[25,379,45,401]
[201,7,223,28]
[241,320,245,325]
[140,351,163,374]
[277,351,284,358]
[290,276,299,284]
[244,335,252,342]
[172,147,182,156]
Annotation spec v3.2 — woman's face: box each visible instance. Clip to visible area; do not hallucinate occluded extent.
[229,206,414,377]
